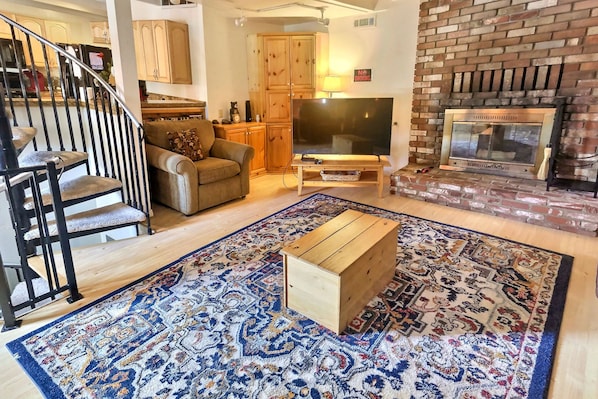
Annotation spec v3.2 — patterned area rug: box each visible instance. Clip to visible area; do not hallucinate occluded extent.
[7,194,573,398]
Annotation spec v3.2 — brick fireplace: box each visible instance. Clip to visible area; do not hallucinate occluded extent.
[391,0,598,236]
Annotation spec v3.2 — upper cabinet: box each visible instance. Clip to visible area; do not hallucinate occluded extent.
[9,14,70,68]
[250,33,328,124]
[15,15,45,67]
[133,20,191,84]
[45,20,70,68]
[45,20,70,44]
[264,35,317,92]
[0,12,16,39]
[90,21,110,44]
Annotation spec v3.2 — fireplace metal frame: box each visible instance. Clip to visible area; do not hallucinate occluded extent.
[440,108,556,180]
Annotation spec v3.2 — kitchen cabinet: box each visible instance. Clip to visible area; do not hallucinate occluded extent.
[90,21,110,44]
[45,20,70,43]
[0,12,16,39]
[133,19,191,84]
[44,20,70,67]
[247,32,328,172]
[214,122,266,176]
[15,15,45,68]
[264,35,318,93]
[12,16,70,68]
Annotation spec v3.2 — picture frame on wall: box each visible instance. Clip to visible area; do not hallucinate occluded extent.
[354,69,372,82]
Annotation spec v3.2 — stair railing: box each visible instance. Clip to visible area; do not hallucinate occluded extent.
[0,160,82,330]
[0,14,152,329]
[0,13,152,223]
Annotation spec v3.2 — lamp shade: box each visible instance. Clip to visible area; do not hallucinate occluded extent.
[322,76,342,94]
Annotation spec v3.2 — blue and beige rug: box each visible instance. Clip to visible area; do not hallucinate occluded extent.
[7,194,573,398]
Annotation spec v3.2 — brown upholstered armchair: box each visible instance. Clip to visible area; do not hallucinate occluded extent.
[144,119,254,215]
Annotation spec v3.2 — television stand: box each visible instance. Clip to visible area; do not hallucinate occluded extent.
[291,155,390,197]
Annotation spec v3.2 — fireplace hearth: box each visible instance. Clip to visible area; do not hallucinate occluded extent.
[390,167,598,236]
[440,108,556,180]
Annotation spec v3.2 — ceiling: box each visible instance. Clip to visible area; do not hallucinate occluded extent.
[23,0,391,23]
[205,0,388,25]
[205,0,381,18]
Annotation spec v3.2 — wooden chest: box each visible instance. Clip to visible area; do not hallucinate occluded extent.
[280,210,399,334]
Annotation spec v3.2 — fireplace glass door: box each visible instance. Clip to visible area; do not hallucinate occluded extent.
[440,108,556,179]
[450,122,542,165]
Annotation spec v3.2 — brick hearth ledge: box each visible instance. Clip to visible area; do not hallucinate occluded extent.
[390,166,598,237]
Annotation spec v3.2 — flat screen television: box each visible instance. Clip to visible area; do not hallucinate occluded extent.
[292,97,393,157]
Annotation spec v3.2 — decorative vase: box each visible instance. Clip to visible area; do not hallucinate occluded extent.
[230,102,241,123]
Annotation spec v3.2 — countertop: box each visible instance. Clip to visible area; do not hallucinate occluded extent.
[141,99,206,108]
[7,94,206,113]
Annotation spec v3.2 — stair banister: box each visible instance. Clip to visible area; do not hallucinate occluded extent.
[0,13,142,128]
[0,13,153,329]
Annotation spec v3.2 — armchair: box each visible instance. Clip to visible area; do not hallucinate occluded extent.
[144,119,254,215]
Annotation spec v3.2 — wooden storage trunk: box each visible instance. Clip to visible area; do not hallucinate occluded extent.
[280,210,399,334]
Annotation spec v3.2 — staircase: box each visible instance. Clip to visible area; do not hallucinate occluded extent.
[0,14,152,330]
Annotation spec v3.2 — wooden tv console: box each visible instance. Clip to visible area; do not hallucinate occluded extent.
[291,155,390,197]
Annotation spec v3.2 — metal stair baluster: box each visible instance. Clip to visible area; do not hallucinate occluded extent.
[0,253,20,330]
[46,160,82,303]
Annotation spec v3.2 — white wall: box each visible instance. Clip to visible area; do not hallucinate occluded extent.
[201,7,282,121]
[326,2,419,171]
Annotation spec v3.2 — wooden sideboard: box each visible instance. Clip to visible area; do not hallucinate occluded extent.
[214,122,267,176]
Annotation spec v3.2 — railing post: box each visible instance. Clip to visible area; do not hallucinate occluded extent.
[1,85,33,255]
[0,84,19,170]
[0,252,20,331]
[46,161,82,303]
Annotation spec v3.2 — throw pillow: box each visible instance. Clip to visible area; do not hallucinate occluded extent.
[167,129,205,161]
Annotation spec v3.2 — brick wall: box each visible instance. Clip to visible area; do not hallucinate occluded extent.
[411,0,598,183]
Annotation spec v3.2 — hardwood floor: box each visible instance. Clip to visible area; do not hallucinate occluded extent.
[1,174,596,398]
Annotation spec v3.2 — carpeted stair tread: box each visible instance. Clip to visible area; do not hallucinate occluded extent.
[19,151,88,169]
[23,175,123,210]
[12,126,37,152]
[24,202,146,240]
[5,278,62,319]
[0,171,32,194]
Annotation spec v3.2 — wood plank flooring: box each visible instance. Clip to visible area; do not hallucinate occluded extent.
[1,174,596,398]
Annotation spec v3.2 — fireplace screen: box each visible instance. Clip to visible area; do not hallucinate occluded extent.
[451,122,541,163]
[440,108,556,179]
